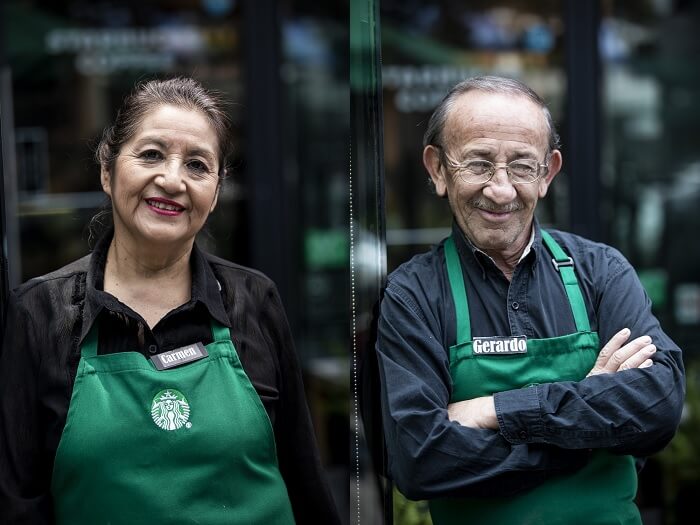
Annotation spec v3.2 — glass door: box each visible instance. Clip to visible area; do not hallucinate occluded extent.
[600,1,700,522]
[380,0,568,274]
[1,1,350,518]
[2,0,246,285]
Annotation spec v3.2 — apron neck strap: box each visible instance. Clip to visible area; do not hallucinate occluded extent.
[540,230,591,332]
[81,322,100,358]
[444,237,472,343]
[444,231,591,344]
[210,318,232,343]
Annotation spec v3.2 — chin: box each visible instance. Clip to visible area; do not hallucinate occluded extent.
[136,226,194,247]
[469,226,509,246]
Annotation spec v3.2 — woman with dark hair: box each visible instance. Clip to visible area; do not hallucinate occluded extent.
[0,77,339,525]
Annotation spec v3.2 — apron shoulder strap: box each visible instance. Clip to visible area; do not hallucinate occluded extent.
[80,322,100,358]
[540,230,591,332]
[210,319,233,343]
[444,237,472,344]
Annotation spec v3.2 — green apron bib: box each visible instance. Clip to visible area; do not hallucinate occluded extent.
[51,318,295,525]
[428,232,640,525]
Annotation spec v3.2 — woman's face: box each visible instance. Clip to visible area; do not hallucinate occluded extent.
[101,104,221,252]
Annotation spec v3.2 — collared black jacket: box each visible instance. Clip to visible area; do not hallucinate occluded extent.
[377,223,685,500]
[0,232,340,524]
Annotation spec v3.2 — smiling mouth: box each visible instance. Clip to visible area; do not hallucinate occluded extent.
[478,207,515,215]
[475,206,521,224]
[146,199,184,212]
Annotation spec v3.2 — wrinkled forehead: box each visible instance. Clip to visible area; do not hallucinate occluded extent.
[443,91,550,153]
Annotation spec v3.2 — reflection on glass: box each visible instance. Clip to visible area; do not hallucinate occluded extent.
[601,2,700,523]
[4,0,244,283]
[352,0,387,523]
[380,0,567,275]
[279,5,350,520]
[378,3,567,523]
[3,1,351,519]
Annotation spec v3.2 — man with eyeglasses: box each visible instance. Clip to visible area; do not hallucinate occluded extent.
[375,76,684,524]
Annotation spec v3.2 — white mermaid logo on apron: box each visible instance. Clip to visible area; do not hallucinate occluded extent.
[151,389,191,431]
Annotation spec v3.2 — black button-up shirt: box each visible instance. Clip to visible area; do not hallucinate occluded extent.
[376,222,684,500]
[0,231,340,524]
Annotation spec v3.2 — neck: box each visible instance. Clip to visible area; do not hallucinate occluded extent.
[107,234,193,279]
[103,233,194,328]
[475,227,534,282]
[484,249,522,281]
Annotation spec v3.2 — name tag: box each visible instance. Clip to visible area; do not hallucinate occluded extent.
[151,342,209,370]
[473,335,528,356]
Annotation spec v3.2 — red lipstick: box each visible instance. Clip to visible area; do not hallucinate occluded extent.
[145,197,185,216]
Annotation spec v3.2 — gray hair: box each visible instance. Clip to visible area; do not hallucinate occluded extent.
[423,76,561,153]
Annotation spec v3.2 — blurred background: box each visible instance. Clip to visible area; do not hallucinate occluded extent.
[3,1,700,524]
[366,0,700,524]
[0,0,350,522]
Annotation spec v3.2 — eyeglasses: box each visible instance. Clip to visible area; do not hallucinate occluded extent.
[436,147,548,185]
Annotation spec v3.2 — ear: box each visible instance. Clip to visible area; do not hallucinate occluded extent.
[100,165,112,197]
[537,149,562,199]
[423,145,448,197]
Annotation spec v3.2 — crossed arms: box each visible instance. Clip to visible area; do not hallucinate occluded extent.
[376,249,684,500]
[450,328,657,430]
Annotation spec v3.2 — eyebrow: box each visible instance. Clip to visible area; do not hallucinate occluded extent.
[187,148,217,163]
[461,148,539,159]
[134,137,168,150]
[461,148,494,157]
[133,137,217,162]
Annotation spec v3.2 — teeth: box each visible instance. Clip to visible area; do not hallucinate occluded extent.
[148,200,182,211]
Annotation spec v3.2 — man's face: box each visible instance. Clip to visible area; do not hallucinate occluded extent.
[424,91,561,256]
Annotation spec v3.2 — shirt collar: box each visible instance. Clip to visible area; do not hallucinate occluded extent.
[190,242,230,328]
[517,227,536,263]
[81,229,230,343]
[450,219,542,278]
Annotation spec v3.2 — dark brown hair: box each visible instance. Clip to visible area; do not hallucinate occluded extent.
[89,77,232,245]
[96,77,233,178]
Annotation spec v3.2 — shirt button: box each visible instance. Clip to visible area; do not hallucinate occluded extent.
[148,344,158,355]
[519,430,528,440]
[511,301,519,310]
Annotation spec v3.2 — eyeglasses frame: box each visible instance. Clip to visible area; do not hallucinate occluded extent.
[433,144,550,185]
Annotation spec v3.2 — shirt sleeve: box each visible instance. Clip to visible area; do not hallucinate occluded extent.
[494,247,685,456]
[260,283,341,525]
[377,281,590,501]
[0,292,54,525]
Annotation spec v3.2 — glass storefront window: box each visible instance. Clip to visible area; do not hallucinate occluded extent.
[278,2,350,517]
[3,0,245,285]
[601,2,700,522]
[2,1,350,518]
[380,0,567,273]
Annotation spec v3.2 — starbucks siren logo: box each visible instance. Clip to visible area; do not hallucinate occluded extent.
[151,389,191,431]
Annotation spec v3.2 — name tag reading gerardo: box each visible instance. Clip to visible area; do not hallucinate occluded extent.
[151,342,209,370]
[472,335,528,356]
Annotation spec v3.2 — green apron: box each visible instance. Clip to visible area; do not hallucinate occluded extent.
[51,318,295,525]
[428,232,640,525]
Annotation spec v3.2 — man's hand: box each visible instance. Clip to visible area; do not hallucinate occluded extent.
[447,329,654,429]
[587,328,655,377]
[447,396,498,430]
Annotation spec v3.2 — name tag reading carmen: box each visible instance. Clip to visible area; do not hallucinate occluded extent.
[151,342,209,370]
[472,335,528,356]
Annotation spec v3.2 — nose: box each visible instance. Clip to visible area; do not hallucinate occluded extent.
[156,159,186,193]
[482,164,517,203]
